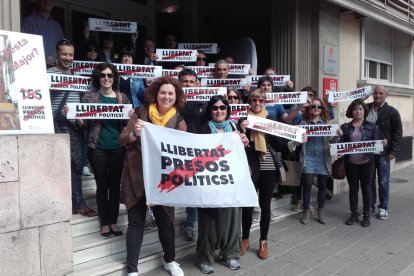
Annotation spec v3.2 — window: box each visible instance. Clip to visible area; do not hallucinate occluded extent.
[364,60,392,81]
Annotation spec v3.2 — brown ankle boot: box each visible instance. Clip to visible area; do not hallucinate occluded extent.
[258,240,268,259]
[240,239,249,256]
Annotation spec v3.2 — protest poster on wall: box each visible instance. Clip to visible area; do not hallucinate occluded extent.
[141,122,259,207]
[299,124,339,136]
[0,30,54,134]
[71,60,100,75]
[247,115,305,143]
[266,91,308,105]
[247,75,290,87]
[328,86,372,103]
[229,104,249,120]
[88,18,137,33]
[48,73,91,92]
[178,43,218,54]
[114,63,162,79]
[156,49,197,62]
[183,87,226,102]
[66,103,132,119]
[186,66,215,78]
[330,140,384,155]
[200,78,247,89]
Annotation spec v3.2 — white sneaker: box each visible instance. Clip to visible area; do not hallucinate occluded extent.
[378,208,388,220]
[82,166,92,176]
[271,212,279,221]
[127,273,138,276]
[252,210,260,222]
[164,261,184,276]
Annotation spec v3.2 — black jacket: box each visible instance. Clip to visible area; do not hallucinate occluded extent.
[367,102,402,156]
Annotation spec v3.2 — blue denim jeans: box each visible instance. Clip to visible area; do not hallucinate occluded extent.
[186,207,197,229]
[371,155,391,210]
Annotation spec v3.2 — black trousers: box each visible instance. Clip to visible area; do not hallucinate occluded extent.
[345,159,375,216]
[126,199,176,273]
[242,170,277,241]
[88,147,124,226]
[302,174,328,209]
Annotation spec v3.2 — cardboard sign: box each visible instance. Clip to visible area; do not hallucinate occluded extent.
[266,92,308,105]
[247,115,305,142]
[228,64,251,75]
[162,69,180,78]
[71,60,100,75]
[113,63,162,78]
[330,140,384,155]
[66,103,132,119]
[200,78,247,89]
[183,87,226,102]
[229,104,249,120]
[186,66,215,78]
[328,86,372,103]
[88,18,137,33]
[0,30,54,134]
[300,124,339,136]
[141,122,258,207]
[247,75,290,87]
[48,73,91,92]
[156,49,197,62]
[178,43,218,54]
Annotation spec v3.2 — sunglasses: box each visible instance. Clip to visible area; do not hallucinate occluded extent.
[99,73,114,79]
[197,58,206,61]
[88,48,97,53]
[227,96,239,100]
[311,105,324,109]
[251,98,265,104]
[58,38,73,45]
[211,105,227,111]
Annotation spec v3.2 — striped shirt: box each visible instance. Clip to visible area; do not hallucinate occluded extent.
[260,149,276,171]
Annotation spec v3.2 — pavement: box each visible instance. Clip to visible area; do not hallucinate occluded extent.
[143,166,414,276]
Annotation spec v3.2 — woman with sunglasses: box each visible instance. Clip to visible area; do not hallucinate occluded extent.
[119,77,186,276]
[80,63,130,237]
[227,86,243,104]
[195,50,207,66]
[298,97,332,225]
[239,89,299,260]
[197,95,249,274]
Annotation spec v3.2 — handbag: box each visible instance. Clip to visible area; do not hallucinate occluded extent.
[332,156,346,180]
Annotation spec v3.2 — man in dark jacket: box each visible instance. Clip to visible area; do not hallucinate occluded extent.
[366,85,402,220]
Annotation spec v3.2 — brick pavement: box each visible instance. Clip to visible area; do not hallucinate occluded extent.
[143,166,414,276]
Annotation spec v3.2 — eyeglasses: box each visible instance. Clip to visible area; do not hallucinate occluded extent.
[197,57,206,61]
[227,96,239,100]
[311,105,324,109]
[251,98,265,104]
[99,73,114,79]
[88,48,97,53]
[211,105,227,111]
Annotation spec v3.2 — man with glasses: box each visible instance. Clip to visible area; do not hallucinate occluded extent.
[48,39,96,217]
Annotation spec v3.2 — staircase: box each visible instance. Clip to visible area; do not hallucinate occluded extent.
[67,176,297,276]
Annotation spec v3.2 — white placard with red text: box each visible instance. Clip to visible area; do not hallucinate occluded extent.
[183,87,226,101]
[266,91,308,105]
[156,49,197,62]
[71,60,100,75]
[201,78,247,89]
[330,140,384,155]
[300,124,339,136]
[0,30,54,134]
[141,122,259,207]
[229,104,249,120]
[247,75,290,87]
[178,43,218,54]
[48,73,91,92]
[247,115,305,143]
[88,18,137,33]
[162,69,180,78]
[228,64,251,75]
[66,103,132,119]
[328,86,372,103]
[186,66,215,78]
[114,63,162,79]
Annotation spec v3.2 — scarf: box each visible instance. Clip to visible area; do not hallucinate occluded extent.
[208,120,233,134]
[247,108,268,160]
[148,103,176,126]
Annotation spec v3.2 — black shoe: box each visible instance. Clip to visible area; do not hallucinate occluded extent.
[361,215,371,227]
[110,229,123,236]
[345,215,359,225]
[100,231,111,237]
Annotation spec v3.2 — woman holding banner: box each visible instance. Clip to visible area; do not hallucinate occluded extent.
[298,97,332,225]
[81,63,130,235]
[333,99,385,227]
[239,88,298,260]
[119,76,186,276]
[196,95,249,274]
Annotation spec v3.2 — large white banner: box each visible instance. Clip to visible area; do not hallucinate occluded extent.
[328,86,372,103]
[156,49,197,62]
[178,43,218,54]
[0,30,54,134]
[330,140,384,155]
[66,103,132,119]
[247,115,306,143]
[88,18,137,33]
[183,87,226,101]
[141,122,259,207]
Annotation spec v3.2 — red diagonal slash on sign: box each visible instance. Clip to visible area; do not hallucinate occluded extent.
[163,53,184,60]
[157,144,232,193]
[74,105,126,118]
[23,106,44,121]
[51,79,91,88]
